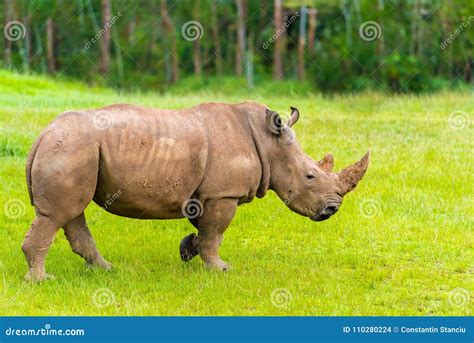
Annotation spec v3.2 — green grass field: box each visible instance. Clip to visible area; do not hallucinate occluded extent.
[0,70,472,316]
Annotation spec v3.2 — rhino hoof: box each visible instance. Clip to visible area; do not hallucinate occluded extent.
[206,260,231,272]
[180,233,199,262]
[25,272,55,283]
[86,260,113,271]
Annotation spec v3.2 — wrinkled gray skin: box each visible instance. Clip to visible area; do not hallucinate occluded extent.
[23,101,369,281]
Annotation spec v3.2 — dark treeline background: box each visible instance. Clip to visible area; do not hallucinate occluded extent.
[2,0,473,93]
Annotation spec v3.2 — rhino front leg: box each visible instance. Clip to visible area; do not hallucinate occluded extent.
[180,233,199,262]
[190,198,238,271]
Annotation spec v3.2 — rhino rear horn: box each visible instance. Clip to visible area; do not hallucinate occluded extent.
[318,153,334,172]
[337,150,370,195]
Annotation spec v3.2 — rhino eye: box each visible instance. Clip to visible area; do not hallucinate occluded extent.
[305,174,316,180]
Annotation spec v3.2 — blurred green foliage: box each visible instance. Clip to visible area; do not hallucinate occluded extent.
[1,0,473,93]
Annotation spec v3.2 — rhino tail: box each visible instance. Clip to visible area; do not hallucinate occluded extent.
[25,133,44,206]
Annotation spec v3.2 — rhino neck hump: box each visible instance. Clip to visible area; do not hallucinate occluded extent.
[248,116,271,198]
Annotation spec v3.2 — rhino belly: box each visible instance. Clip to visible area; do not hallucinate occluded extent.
[92,121,207,219]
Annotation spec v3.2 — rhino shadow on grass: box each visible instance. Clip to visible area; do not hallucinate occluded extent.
[22,101,369,281]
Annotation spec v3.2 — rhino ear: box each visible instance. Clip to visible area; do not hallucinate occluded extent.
[318,153,334,172]
[287,107,299,127]
[265,109,284,134]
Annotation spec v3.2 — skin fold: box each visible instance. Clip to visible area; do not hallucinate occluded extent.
[23,101,369,281]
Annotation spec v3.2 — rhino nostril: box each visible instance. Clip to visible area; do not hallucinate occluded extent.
[323,205,339,216]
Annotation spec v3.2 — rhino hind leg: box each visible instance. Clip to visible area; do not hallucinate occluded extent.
[24,134,100,280]
[192,198,238,271]
[63,213,112,270]
[22,214,62,282]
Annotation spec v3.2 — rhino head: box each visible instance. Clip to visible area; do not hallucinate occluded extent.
[265,107,370,221]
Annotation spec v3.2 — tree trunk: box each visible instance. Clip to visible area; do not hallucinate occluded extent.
[246,33,254,88]
[23,14,32,71]
[193,0,202,76]
[146,1,159,69]
[257,0,268,38]
[376,0,384,79]
[124,14,136,44]
[211,2,223,76]
[297,7,307,81]
[235,0,246,76]
[46,17,56,74]
[99,0,112,76]
[273,0,284,80]
[410,0,419,56]
[307,9,317,50]
[3,0,14,66]
[465,57,472,83]
[160,0,179,83]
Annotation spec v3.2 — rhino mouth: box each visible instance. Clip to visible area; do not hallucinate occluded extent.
[310,213,331,222]
[310,203,340,222]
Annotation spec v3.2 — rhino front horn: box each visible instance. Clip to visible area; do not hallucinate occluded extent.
[337,150,370,195]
